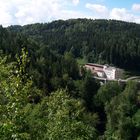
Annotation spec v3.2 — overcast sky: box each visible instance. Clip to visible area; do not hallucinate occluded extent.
[1,0,140,27]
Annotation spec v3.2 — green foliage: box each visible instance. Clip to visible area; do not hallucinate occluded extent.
[105,81,140,140]
[0,49,41,139]
[95,82,122,106]
[77,57,87,65]
[8,19,140,70]
[45,90,98,140]
[133,109,140,138]
[0,19,140,139]
[24,90,98,140]
[77,73,99,111]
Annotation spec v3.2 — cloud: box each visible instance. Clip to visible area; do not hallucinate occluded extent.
[0,0,83,27]
[85,3,109,19]
[85,3,140,24]
[109,8,135,22]
[132,4,140,12]
[86,3,108,14]
[15,0,62,25]
[72,0,79,6]
[1,0,140,27]
[58,10,88,20]
[0,1,14,27]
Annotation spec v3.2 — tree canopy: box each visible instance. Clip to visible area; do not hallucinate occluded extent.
[0,19,140,139]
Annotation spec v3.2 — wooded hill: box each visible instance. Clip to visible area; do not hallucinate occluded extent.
[0,19,140,139]
[8,19,140,70]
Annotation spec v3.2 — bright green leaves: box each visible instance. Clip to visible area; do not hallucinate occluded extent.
[0,49,39,140]
[25,90,98,140]
[45,90,97,140]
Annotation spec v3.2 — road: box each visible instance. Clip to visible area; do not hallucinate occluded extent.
[93,76,140,83]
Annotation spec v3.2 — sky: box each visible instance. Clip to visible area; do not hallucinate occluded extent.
[0,0,140,27]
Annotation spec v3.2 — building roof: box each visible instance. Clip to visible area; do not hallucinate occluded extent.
[104,66,116,71]
[94,69,104,72]
[85,63,104,68]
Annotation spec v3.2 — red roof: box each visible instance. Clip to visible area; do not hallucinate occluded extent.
[85,63,104,68]
[94,70,104,72]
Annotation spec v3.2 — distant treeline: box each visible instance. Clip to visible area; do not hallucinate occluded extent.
[8,19,140,70]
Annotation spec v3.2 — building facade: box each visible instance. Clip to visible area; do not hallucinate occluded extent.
[84,63,124,80]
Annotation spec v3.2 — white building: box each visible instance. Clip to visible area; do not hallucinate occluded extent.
[84,63,124,80]
[96,70,106,78]
[103,66,116,80]
[103,65,124,80]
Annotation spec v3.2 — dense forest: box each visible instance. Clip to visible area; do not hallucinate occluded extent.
[8,19,140,70]
[0,19,140,139]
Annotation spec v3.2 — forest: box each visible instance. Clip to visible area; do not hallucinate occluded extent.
[0,19,140,139]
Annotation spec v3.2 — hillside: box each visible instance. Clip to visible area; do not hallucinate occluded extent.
[8,19,140,70]
[0,19,140,139]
